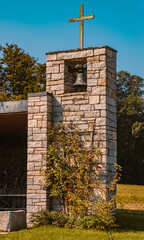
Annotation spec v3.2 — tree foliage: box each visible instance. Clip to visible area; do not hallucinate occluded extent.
[0,43,46,101]
[117,71,144,185]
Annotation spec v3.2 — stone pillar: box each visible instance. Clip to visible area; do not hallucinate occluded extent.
[27,92,52,225]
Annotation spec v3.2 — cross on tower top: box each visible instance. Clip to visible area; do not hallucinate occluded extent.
[69,5,95,49]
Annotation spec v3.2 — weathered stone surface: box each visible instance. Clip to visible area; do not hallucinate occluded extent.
[87,56,100,62]
[28,154,42,162]
[47,80,64,86]
[56,49,93,60]
[28,141,42,148]
[87,79,98,87]
[28,106,40,113]
[28,120,37,128]
[62,100,73,105]
[84,110,100,118]
[100,55,106,61]
[51,85,64,91]
[60,64,64,72]
[37,121,48,128]
[94,48,106,55]
[98,78,106,86]
[80,105,91,111]
[51,73,64,81]
[92,86,106,95]
[52,65,59,73]
[0,211,26,232]
[87,72,99,79]
[100,69,107,78]
[100,96,106,104]
[47,54,57,61]
[65,116,81,121]
[93,103,106,110]
[46,62,53,67]
[87,62,92,70]
[92,61,106,71]
[96,117,106,125]
[106,49,113,58]
[89,96,99,104]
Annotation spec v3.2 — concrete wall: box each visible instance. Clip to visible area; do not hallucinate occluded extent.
[0,100,27,114]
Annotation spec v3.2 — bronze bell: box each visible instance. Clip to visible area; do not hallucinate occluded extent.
[74,69,87,87]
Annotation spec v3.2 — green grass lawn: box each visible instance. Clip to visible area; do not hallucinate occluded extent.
[117,184,144,210]
[0,184,144,240]
[1,225,144,240]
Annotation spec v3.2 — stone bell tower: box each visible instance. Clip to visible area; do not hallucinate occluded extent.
[26,2,117,224]
[27,46,117,224]
[46,46,117,162]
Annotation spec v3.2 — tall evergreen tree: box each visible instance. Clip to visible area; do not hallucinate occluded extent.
[117,71,144,184]
[0,43,46,101]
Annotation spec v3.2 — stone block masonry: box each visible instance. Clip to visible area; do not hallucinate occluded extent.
[46,45,117,198]
[27,92,52,225]
[27,45,117,224]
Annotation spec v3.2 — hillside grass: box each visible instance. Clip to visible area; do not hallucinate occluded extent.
[0,184,144,240]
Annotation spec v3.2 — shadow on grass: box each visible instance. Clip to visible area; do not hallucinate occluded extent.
[116,209,144,232]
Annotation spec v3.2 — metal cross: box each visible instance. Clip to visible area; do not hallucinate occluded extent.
[69,5,95,49]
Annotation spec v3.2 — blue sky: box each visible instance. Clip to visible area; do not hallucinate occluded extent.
[0,0,144,78]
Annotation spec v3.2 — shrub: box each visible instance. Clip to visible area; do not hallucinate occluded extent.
[37,123,120,235]
[33,210,116,230]
[42,123,105,216]
[32,210,68,227]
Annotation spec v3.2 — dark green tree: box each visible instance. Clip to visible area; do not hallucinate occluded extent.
[0,43,46,101]
[117,71,144,185]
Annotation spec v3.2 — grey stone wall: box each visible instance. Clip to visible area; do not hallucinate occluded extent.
[27,92,52,225]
